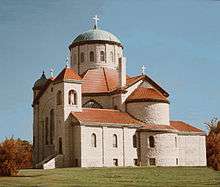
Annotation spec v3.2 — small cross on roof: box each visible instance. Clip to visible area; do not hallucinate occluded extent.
[92,15,100,29]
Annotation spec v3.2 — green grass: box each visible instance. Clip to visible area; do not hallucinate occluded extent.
[0,167,219,187]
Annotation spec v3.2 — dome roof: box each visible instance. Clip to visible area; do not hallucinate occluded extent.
[71,29,121,46]
[33,72,47,90]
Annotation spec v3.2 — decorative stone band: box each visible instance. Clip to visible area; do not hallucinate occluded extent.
[69,40,123,50]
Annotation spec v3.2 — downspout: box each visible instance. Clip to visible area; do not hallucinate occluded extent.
[122,127,125,166]
[102,126,104,166]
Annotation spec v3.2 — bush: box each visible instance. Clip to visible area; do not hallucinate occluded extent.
[0,137,32,176]
[206,118,220,171]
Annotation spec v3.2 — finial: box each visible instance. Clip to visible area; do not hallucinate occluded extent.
[141,65,146,75]
[92,15,100,29]
[41,70,46,79]
[65,56,69,68]
[50,68,54,78]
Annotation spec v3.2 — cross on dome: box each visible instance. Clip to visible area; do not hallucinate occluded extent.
[92,15,100,29]
[141,65,146,75]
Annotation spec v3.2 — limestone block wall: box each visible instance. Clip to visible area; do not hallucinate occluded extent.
[70,44,123,75]
[177,135,207,166]
[127,102,170,125]
[139,132,178,166]
[80,125,138,167]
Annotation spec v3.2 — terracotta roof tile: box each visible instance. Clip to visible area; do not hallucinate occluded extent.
[140,124,176,132]
[54,67,81,82]
[170,121,204,133]
[71,108,143,125]
[126,87,169,103]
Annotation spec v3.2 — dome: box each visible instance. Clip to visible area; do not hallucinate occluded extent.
[70,29,122,47]
[33,72,47,90]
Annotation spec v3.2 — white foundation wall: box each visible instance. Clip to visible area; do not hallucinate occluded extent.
[139,132,178,166]
[127,102,170,125]
[80,125,138,167]
[177,135,207,166]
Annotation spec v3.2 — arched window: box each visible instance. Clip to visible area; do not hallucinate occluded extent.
[149,136,155,148]
[100,51,105,61]
[83,100,103,109]
[110,51,114,62]
[50,109,55,144]
[90,51,94,62]
[91,133,96,147]
[57,91,62,105]
[45,117,49,145]
[133,135,137,148]
[113,134,118,148]
[68,90,77,105]
[80,52,84,63]
[175,137,177,148]
[58,137,63,154]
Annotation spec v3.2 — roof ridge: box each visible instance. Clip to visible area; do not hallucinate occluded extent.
[103,68,110,91]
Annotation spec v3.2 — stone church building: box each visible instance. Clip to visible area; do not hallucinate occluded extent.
[32,17,206,169]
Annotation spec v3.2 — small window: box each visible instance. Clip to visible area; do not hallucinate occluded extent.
[149,158,156,166]
[33,136,35,147]
[73,53,77,63]
[133,135,137,148]
[50,109,55,145]
[134,159,138,166]
[100,51,105,61]
[57,91,62,105]
[113,159,118,166]
[149,136,155,148]
[110,51,114,62]
[176,158,179,166]
[113,134,118,148]
[80,52,84,63]
[45,117,49,145]
[175,137,178,148]
[90,51,94,62]
[75,159,79,167]
[68,90,77,105]
[51,87,53,92]
[91,133,97,147]
[58,137,62,154]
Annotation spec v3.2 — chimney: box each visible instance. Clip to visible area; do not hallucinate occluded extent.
[118,57,126,87]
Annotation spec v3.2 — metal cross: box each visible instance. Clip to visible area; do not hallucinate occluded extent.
[50,68,54,77]
[141,65,146,75]
[65,56,69,68]
[93,15,100,29]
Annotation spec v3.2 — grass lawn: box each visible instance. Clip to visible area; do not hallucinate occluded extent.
[0,167,219,187]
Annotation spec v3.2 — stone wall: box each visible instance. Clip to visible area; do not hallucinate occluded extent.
[177,134,207,166]
[70,44,123,75]
[127,102,170,125]
[139,132,178,166]
[80,125,138,167]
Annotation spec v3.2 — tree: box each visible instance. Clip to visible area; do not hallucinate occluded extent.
[205,118,220,171]
[0,137,32,176]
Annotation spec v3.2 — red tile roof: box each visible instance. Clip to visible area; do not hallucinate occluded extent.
[81,68,169,96]
[170,121,204,133]
[140,124,176,132]
[54,67,81,82]
[81,68,119,93]
[126,87,169,103]
[70,108,143,125]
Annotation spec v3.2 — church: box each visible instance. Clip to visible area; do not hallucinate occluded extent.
[32,16,207,169]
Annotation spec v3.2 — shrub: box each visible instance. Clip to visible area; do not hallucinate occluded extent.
[206,118,220,171]
[0,137,32,176]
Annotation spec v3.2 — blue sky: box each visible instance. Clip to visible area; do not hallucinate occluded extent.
[0,0,219,141]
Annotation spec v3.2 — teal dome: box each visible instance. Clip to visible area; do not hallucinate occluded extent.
[33,72,47,90]
[72,29,121,44]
